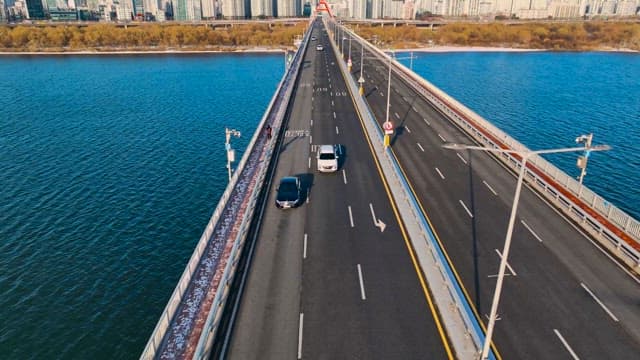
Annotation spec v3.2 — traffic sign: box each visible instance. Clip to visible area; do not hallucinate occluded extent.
[383,121,394,135]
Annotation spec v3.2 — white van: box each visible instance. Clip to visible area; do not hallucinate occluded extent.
[317,144,339,172]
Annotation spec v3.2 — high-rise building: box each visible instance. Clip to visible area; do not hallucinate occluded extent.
[276,0,296,16]
[251,0,273,16]
[222,0,244,18]
[351,0,365,18]
[173,0,202,20]
[25,0,46,18]
[202,0,216,18]
[132,0,144,15]
[383,0,405,18]
[370,0,383,17]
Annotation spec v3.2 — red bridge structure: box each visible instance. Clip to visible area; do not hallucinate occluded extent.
[315,0,334,17]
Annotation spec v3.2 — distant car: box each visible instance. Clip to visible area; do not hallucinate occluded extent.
[317,144,339,172]
[275,176,302,209]
[316,45,324,51]
[311,36,317,41]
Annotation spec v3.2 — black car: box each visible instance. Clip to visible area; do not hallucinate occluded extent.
[275,176,302,209]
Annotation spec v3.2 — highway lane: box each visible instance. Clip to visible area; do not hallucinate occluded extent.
[344,37,640,358]
[225,19,451,359]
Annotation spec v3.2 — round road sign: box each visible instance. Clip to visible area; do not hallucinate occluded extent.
[383,121,394,135]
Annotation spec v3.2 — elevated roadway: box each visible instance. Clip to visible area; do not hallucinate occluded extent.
[223,18,452,359]
[340,25,640,359]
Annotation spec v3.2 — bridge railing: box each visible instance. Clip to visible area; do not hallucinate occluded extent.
[141,23,311,360]
[346,27,640,270]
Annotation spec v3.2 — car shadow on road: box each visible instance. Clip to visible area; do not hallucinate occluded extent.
[295,173,315,205]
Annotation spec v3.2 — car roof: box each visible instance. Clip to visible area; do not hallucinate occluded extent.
[280,176,298,183]
[318,144,334,153]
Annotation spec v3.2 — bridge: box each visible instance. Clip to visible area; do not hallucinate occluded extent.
[141,17,640,360]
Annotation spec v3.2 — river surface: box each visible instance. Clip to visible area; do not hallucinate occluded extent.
[399,51,640,219]
[0,51,638,359]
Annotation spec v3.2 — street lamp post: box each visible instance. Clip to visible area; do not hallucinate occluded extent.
[358,39,365,95]
[443,141,610,360]
[575,133,594,184]
[383,50,394,147]
[225,127,241,182]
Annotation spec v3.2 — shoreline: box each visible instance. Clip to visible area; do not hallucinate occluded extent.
[1,45,637,55]
[0,48,288,55]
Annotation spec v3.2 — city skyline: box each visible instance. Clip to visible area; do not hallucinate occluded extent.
[1,0,638,21]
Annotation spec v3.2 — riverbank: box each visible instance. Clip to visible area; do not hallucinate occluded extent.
[0,47,287,55]
[398,45,639,53]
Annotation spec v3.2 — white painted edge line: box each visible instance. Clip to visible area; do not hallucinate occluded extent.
[580,283,619,322]
[553,329,580,360]
[336,126,340,134]
[495,249,517,276]
[342,169,347,184]
[298,313,304,359]
[333,111,336,119]
[405,125,411,133]
[521,220,543,242]
[303,234,308,259]
[357,264,367,300]
[417,143,425,152]
[308,157,311,169]
[459,200,473,218]
[348,205,354,227]
[456,153,468,165]
[483,180,498,196]
[423,118,431,126]
[438,133,446,142]
[435,167,445,180]
[394,112,400,119]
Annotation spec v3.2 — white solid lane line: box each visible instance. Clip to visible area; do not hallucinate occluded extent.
[348,206,354,227]
[342,169,347,184]
[405,125,411,133]
[483,180,498,195]
[357,264,367,300]
[495,249,517,276]
[435,167,445,180]
[553,329,580,360]
[438,133,446,142]
[459,200,473,218]
[423,118,431,126]
[298,313,304,359]
[303,234,308,259]
[456,153,468,165]
[580,283,619,322]
[336,126,339,134]
[521,220,543,242]
[417,143,425,152]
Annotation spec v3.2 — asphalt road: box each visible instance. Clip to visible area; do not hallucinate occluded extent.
[225,19,452,360]
[343,33,640,359]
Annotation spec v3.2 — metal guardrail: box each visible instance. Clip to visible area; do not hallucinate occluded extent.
[349,28,640,271]
[140,22,312,360]
[329,20,490,360]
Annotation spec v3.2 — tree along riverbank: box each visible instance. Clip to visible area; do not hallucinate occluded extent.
[355,21,640,51]
[0,21,638,53]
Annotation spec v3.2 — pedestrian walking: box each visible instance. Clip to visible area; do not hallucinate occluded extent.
[266,125,272,140]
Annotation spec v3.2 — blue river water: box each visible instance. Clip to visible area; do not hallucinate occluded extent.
[0,51,637,359]
[399,51,640,219]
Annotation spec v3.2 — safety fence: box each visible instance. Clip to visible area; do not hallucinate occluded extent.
[140,23,312,360]
[343,26,640,272]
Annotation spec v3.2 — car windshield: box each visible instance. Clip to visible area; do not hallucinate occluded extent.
[319,153,335,160]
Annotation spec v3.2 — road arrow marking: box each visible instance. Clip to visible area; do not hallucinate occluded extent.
[369,203,386,232]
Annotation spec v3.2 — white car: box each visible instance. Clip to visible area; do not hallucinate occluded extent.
[317,144,339,172]
[316,45,324,51]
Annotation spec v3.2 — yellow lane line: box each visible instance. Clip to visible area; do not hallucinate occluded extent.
[344,77,454,359]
